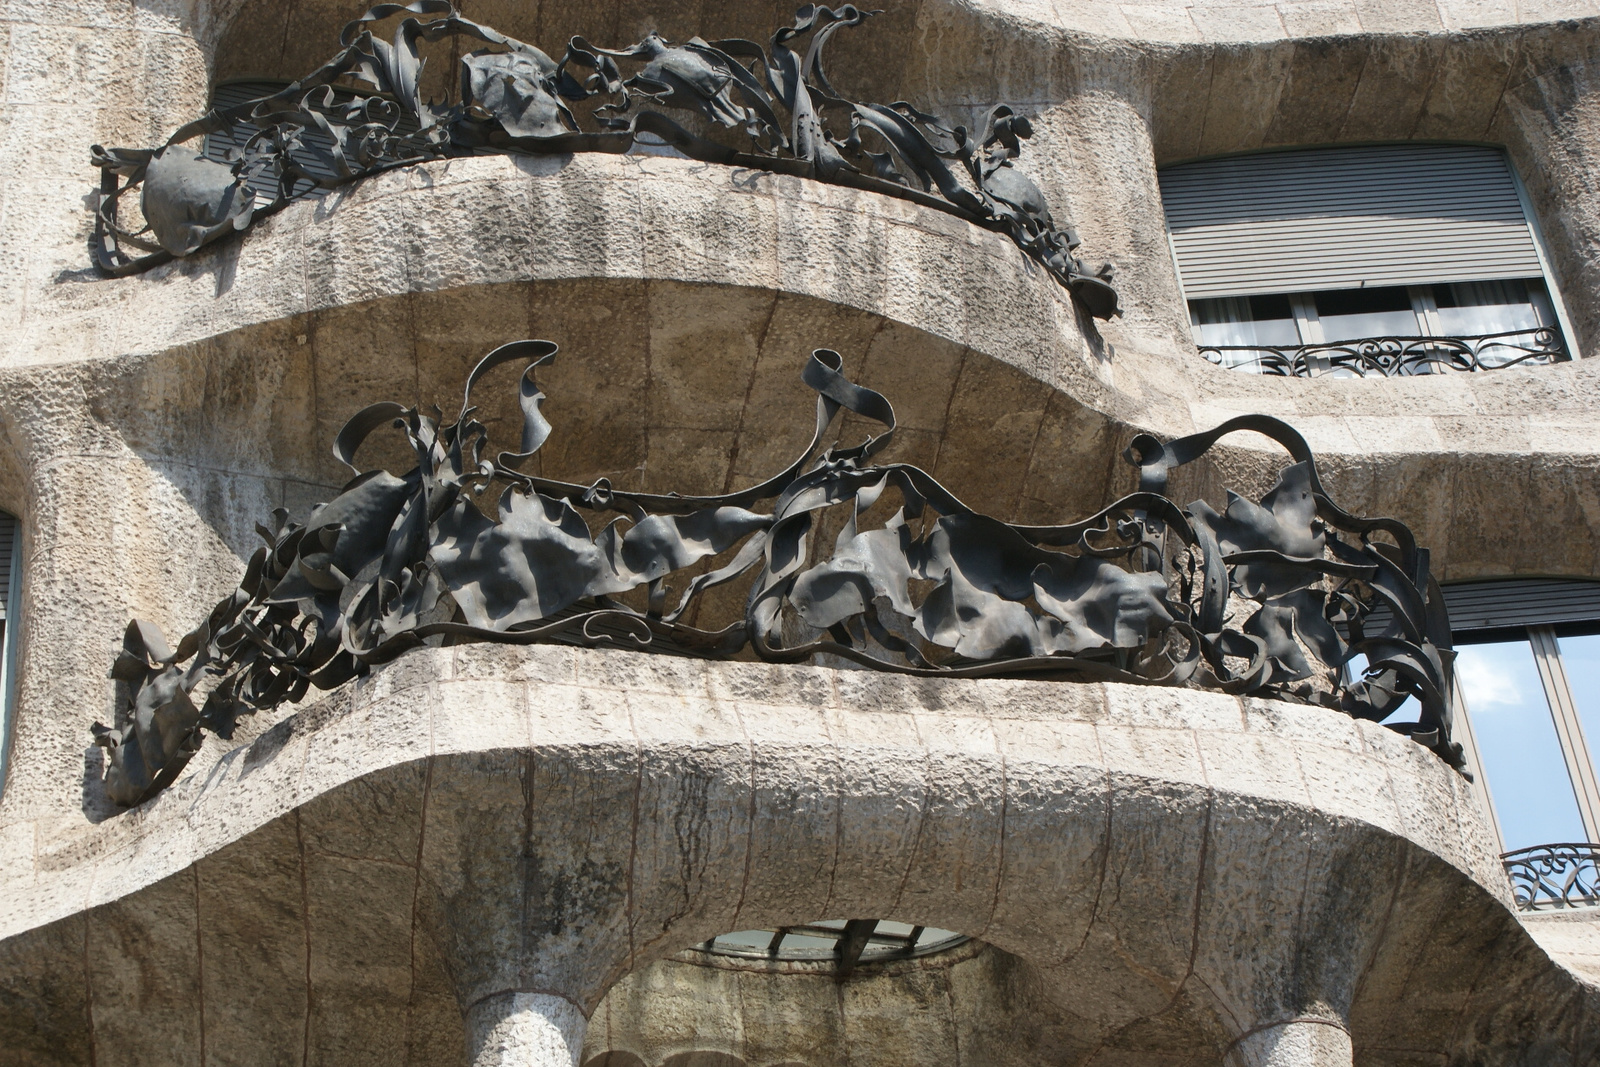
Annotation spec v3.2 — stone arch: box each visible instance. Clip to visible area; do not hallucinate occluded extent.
[580,937,1085,1067]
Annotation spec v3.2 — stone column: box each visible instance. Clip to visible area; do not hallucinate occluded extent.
[1230,1019,1353,1067]
[466,992,587,1067]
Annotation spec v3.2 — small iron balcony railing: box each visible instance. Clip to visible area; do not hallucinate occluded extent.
[1502,843,1600,911]
[1201,327,1567,378]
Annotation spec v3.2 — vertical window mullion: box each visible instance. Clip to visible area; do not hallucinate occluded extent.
[1409,284,1442,337]
[1290,293,1324,344]
[1449,677,1506,852]
[1289,293,1328,374]
[1529,624,1600,842]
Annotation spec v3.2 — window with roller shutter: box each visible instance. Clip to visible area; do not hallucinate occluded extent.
[1158,144,1576,378]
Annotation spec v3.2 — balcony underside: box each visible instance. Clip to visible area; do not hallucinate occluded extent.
[0,645,1595,1066]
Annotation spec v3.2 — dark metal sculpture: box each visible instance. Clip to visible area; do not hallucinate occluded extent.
[1503,844,1600,910]
[93,338,1457,806]
[701,920,964,976]
[1201,327,1566,377]
[89,2,1118,319]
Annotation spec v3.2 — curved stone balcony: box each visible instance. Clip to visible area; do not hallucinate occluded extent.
[3,2,1600,1063]
[2,644,1595,1065]
[9,151,1600,562]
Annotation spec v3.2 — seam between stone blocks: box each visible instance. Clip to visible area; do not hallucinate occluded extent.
[462,987,589,1017]
[295,808,312,1067]
[623,691,642,969]
[728,692,757,929]
[1348,836,1408,1020]
[718,291,780,497]
[820,669,843,918]
[194,863,208,1066]
[402,753,434,1067]
[1483,29,1527,136]
[81,902,97,1067]
[979,710,1008,943]
[887,707,933,919]
[1221,1015,1351,1058]
[1059,718,1113,966]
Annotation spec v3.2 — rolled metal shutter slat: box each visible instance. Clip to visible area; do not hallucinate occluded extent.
[1443,579,1600,633]
[0,513,13,621]
[1159,144,1544,299]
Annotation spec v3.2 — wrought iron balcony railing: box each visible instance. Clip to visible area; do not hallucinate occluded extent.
[1502,843,1600,911]
[1201,327,1567,378]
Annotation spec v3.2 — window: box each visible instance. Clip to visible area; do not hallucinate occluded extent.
[1441,580,1600,858]
[1160,144,1573,376]
[0,512,18,796]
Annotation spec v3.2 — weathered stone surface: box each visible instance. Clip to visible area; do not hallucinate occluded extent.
[583,942,1080,1067]
[4,2,1600,1064]
[469,993,586,1067]
[0,645,1594,1064]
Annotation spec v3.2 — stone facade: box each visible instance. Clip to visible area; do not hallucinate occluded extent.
[1,1,1600,1065]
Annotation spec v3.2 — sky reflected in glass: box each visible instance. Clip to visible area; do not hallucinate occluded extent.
[1456,639,1586,851]
[1560,632,1600,786]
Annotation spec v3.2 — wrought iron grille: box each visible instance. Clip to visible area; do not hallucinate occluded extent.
[1502,843,1600,910]
[1200,327,1567,378]
[91,338,1461,808]
[701,920,967,975]
[89,3,1119,318]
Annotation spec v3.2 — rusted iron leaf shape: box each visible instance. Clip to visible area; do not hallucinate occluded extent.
[89,2,1119,318]
[94,341,1457,806]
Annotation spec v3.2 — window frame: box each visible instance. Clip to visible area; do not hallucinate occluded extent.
[1160,141,1582,372]
[1446,591,1600,854]
[1188,279,1564,375]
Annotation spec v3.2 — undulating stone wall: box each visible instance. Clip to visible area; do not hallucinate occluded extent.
[3,2,1600,1064]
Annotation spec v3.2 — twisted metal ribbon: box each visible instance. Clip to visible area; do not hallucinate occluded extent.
[90,3,1118,318]
[93,340,1457,806]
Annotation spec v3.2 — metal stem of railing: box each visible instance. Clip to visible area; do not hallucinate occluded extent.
[1501,843,1600,910]
[1200,328,1567,378]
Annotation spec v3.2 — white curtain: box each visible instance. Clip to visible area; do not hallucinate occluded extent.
[1194,298,1267,371]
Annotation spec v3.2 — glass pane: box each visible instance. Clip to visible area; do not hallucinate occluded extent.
[711,930,773,953]
[777,932,839,956]
[1312,286,1419,341]
[915,927,962,951]
[1431,278,1544,336]
[1559,632,1600,796]
[1191,295,1300,369]
[1457,639,1587,851]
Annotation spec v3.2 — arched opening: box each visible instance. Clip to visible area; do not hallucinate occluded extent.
[580,919,1090,1067]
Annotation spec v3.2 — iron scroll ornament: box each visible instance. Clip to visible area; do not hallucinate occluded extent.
[94,340,1457,807]
[1502,843,1600,910]
[89,2,1119,319]
[1201,327,1568,378]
